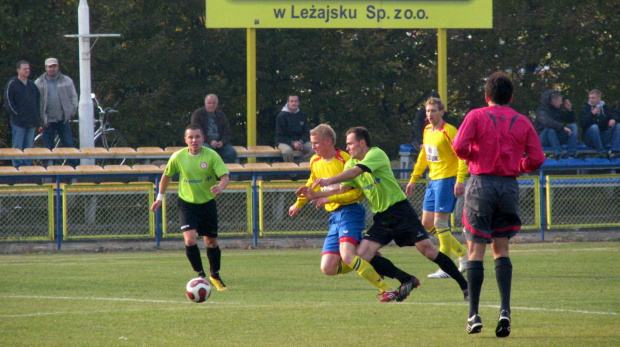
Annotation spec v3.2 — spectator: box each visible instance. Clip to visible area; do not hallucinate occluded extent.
[34,58,79,167]
[275,95,314,162]
[3,60,40,168]
[578,89,620,158]
[191,94,237,163]
[534,90,578,159]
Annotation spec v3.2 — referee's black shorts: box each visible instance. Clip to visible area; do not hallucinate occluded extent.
[178,199,218,238]
[364,199,429,247]
[462,174,521,244]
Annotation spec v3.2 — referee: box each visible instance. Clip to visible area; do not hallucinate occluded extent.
[151,124,230,291]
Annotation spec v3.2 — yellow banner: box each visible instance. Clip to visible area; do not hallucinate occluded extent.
[206,0,492,29]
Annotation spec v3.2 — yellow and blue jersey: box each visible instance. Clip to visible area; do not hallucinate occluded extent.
[295,149,363,213]
[410,122,468,183]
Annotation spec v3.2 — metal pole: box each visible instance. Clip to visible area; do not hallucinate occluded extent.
[77,0,95,164]
[437,28,448,109]
[247,28,257,163]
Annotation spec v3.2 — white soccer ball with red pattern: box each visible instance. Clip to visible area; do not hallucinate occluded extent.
[186,277,211,303]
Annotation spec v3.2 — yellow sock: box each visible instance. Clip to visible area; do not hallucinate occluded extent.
[349,256,392,292]
[449,233,467,258]
[435,227,452,256]
[427,227,438,236]
[337,261,354,275]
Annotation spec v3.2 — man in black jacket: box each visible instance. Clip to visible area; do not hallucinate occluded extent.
[3,60,40,168]
[534,90,578,159]
[275,95,314,162]
[191,94,237,163]
[579,89,620,158]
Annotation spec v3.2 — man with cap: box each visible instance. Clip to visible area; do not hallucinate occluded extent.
[34,57,79,167]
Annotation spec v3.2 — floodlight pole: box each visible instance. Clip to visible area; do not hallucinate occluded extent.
[65,0,120,164]
[437,28,448,110]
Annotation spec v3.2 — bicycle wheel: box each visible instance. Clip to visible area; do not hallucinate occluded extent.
[94,129,129,166]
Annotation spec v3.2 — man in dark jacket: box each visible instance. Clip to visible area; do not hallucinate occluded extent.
[534,90,578,159]
[3,60,40,168]
[275,95,314,162]
[191,94,237,163]
[579,89,620,158]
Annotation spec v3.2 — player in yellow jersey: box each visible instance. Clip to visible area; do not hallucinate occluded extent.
[406,97,468,279]
[289,124,411,302]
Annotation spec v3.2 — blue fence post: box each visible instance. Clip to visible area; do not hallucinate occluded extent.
[539,169,546,241]
[252,172,259,247]
[154,175,162,248]
[55,176,63,250]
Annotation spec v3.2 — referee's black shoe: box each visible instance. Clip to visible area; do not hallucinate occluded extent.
[467,314,483,334]
[495,310,511,338]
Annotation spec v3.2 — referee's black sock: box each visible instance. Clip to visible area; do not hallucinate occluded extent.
[207,246,222,278]
[370,256,414,284]
[185,244,204,275]
[433,251,468,290]
[467,260,484,317]
[495,257,513,313]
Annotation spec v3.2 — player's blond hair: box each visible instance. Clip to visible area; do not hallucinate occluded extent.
[310,124,336,145]
[425,97,445,111]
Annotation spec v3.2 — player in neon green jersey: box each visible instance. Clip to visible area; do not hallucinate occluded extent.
[151,124,230,291]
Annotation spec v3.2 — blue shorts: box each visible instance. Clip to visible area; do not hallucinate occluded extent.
[322,203,365,255]
[422,177,457,213]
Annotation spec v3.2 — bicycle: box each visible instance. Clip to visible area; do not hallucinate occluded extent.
[33,93,128,166]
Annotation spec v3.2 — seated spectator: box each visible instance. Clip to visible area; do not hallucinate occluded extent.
[275,95,314,162]
[191,94,237,163]
[534,90,578,159]
[579,89,620,158]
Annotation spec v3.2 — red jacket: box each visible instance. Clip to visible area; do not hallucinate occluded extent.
[453,106,545,177]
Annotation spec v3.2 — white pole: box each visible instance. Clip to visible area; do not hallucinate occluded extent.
[78,0,95,158]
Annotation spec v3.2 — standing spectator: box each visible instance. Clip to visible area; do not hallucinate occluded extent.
[406,97,469,279]
[34,58,79,167]
[191,94,237,163]
[3,60,40,168]
[453,72,545,337]
[534,90,578,159]
[275,95,314,162]
[150,124,230,291]
[579,89,620,158]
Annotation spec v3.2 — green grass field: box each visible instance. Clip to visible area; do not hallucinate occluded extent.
[1,242,618,346]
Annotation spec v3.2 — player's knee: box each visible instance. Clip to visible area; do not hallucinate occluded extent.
[321,264,338,276]
[434,217,449,231]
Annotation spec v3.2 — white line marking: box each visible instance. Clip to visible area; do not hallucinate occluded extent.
[1,295,616,318]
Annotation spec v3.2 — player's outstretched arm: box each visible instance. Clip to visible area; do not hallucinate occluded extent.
[311,166,364,189]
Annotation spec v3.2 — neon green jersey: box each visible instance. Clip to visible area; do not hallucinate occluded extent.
[342,147,406,213]
[164,147,229,204]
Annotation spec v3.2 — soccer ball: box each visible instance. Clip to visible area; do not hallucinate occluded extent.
[186,277,211,303]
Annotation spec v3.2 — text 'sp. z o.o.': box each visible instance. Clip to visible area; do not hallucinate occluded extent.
[272,5,428,23]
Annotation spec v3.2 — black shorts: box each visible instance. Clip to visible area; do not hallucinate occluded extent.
[178,199,218,238]
[364,199,429,247]
[462,174,520,244]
